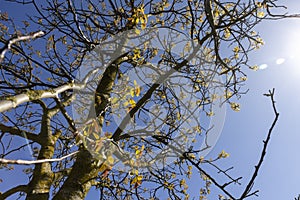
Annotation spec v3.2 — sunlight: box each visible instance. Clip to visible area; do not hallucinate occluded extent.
[287,29,300,60]
[275,58,285,65]
[259,64,268,70]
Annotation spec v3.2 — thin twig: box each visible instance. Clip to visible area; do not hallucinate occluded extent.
[239,88,279,199]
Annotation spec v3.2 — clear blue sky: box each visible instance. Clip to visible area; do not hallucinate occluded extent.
[2,1,300,200]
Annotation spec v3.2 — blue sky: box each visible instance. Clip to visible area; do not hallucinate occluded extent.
[208,5,300,199]
[2,1,300,200]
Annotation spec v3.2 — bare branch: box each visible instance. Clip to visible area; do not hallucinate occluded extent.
[0,123,40,143]
[0,82,85,113]
[0,184,28,200]
[239,88,279,199]
[185,155,236,200]
[0,31,44,63]
[0,150,78,165]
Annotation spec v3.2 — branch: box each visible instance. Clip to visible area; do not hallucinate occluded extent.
[150,134,236,199]
[0,82,84,113]
[0,123,40,143]
[239,88,279,199]
[111,37,209,141]
[186,155,236,200]
[0,185,28,200]
[0,151,78,165]
[0,31,44,63]
[52,97,77,132]
[53,168,72,182]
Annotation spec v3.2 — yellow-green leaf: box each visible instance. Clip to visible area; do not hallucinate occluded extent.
[230,102,240,112]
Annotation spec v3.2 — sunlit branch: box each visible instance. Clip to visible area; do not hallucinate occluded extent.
[0,82,85,113]
[67,0,91,44]
[0,31,44,63]
[0,150,78,165]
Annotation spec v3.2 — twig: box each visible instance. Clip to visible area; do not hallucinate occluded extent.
[239,88,279,199]
[0,31,44,63]
[186,155,236,200]
[0,151,79,165]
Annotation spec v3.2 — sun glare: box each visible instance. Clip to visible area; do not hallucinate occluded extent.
[287,29,300,60]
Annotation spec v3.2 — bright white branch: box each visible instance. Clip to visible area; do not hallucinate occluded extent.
[0,83,84,113]
[0,151,79,165]
[0,31,44,63]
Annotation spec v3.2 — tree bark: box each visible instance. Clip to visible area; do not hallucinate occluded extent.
[53,55,126,200]
[26,110,56,200]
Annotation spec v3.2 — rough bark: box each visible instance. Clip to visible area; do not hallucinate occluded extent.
[26,110,57,200]
[52,149,97,200]
[53,55,127,200]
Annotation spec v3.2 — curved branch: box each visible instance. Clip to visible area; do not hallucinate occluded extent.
[0,31,44,63]
[0,184,28,200]
[0,123,40,143]
[239,88,279,199]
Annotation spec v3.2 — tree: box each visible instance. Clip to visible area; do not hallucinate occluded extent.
[0,0,294,199]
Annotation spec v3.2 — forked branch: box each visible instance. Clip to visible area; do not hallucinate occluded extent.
[239,88,279,199]
[0,31,44,63]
